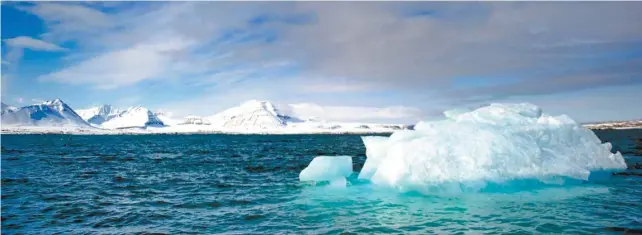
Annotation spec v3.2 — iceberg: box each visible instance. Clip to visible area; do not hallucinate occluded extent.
[358,136,389,180]
[299,156,353,187]
[358,103,626,192]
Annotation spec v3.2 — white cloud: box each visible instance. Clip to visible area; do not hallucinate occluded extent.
[3,36,66,66]
[2,36,67,94]
[26,2,287,89]
[3,36,66,51]
[286,103,423,123]
[268,2,642,94]
[18,2,112,44]
[11,2,642,119]
[39,37,194,89]
[298,80,374,93]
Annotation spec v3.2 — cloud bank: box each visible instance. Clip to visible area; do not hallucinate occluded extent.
[3,2,642,122]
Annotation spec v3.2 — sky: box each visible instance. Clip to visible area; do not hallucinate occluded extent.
[1,2,641,124]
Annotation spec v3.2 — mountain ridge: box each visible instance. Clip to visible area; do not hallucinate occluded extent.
[0,99,410,133]
[78,106,165,129]
[3,98,637,134]
[1,99,91,127]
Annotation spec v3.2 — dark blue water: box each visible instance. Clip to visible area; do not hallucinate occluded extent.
[2,131,641,234]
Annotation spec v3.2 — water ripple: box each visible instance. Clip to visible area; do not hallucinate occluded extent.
[1,132,642,233]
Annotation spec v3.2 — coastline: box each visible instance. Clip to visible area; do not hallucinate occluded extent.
[2,124,641,135]
[0,126,399,135]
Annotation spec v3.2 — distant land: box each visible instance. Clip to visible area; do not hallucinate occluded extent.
[583,120,642,130]
[0,99,412,134]
[2,99,640,134]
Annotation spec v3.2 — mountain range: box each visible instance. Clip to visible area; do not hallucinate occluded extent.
[1,99,412,134]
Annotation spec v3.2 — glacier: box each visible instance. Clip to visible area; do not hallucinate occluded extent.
[352,103,627,193]
[299,156,353,187]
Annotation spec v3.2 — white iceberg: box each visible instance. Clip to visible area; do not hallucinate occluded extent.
[358,136,389,180]
[358,103,626,192]
[299,156,353,187]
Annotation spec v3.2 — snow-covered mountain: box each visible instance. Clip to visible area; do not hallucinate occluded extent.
[584,120,642,130]
[76,104,121,125]
[1,99,90,127]
[153,111,178,126]
[99,107,164,129]
[208,100,301,129]
[4,98,640,134]
[168,100,410,132]
[1,99,412,134]
[76,105,165,129]
[181,116,212,125]
[1,102,17,113]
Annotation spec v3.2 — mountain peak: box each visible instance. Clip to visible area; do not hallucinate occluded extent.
[1,98,89,127]
[75,104,164,129]
[2,98,412,133]
[76,104,120,125]
[1,102,17,113]
[94,104,114,114]
[206,100,284,129]
[240,99,283,115]
[40,99,76,114]
[42,98,65,106]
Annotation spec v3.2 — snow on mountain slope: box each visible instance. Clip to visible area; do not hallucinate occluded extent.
[2,99,413,134]
[181,116,212,125]
[100,107,164,129]
[584,120,642,129]
[1,102,17,113]
[76,105,121,125]
[1,99,90,127]
[286,121,410,132]
[154,111,180,126]
[76,105,168,129]
[209,100,300,129]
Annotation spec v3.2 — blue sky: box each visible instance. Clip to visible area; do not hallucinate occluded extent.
[1,2,641,123]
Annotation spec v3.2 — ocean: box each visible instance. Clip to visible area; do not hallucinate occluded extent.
[2,130,641,234]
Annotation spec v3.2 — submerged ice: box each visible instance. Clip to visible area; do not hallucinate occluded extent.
[354,103,627,191]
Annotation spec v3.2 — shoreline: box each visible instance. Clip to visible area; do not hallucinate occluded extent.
[0,128,398,135]
[2,125,641,135]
